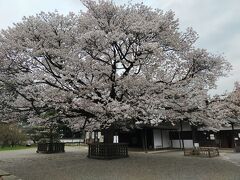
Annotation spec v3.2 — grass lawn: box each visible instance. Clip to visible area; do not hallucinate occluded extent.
[0,145,34,151]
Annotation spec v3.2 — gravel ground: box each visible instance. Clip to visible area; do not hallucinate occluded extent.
[220,150,240,167]
[0,146,240,180]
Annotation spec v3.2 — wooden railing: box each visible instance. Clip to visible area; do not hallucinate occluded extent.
[184,147,219,158]
[235,141,240,152]
[88,143,128,159]
[198,147,219,157]
[37,143,65,153]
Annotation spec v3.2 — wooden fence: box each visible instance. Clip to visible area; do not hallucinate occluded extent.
[88,143,128,159]
[37,143,65,153]
[184,147,219,158]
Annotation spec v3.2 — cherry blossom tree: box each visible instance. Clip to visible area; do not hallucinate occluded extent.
[226,82,240,123]
[0,1,231,133]
[212,82,240,126]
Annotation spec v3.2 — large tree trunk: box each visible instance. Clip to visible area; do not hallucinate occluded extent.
[103,128,114,144]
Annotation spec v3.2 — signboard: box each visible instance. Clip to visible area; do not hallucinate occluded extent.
[194,143,199,148]
[210,134,215,140]
[113,135,119,143]
[99,135,104,143]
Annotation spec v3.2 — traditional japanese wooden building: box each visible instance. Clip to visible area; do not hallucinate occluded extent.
[85,122,240,150]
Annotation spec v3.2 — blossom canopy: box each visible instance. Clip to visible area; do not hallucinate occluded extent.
[0,0,231,130]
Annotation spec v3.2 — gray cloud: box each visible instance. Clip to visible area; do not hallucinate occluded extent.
[0,0,84,29]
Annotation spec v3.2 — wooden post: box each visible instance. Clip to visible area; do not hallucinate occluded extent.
[141,129,146,152]
[141,128,149,152]
[178,132,181,149]
[180,120,185,150]
[192,126,196,148]
[170,130,173,148]
[144,128,148,152]
[231,122,236,149]
[142,128,148,153]
[160,129,163,148]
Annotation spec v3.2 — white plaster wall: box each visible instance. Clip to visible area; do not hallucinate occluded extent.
[172,140,181,148]
[153,129,171,148]
[162,130,170,148]
[154,129,193,149]
[183,140,193,148]
[153,129,162,148]
[171,140,193,148]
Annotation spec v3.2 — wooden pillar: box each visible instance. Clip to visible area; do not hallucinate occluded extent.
[160,129,163,148]
[178,130,182,149]
[219,131,222,148]
[231,122,236,149]
[144,128,148,152]
[180,120,185,150]
[141,129,145,151]
[192,126,197,148]
[170,130,173,148]
[141,128,148,153]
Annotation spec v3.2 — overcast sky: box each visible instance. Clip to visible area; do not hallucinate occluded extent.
[0,0,239,95]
